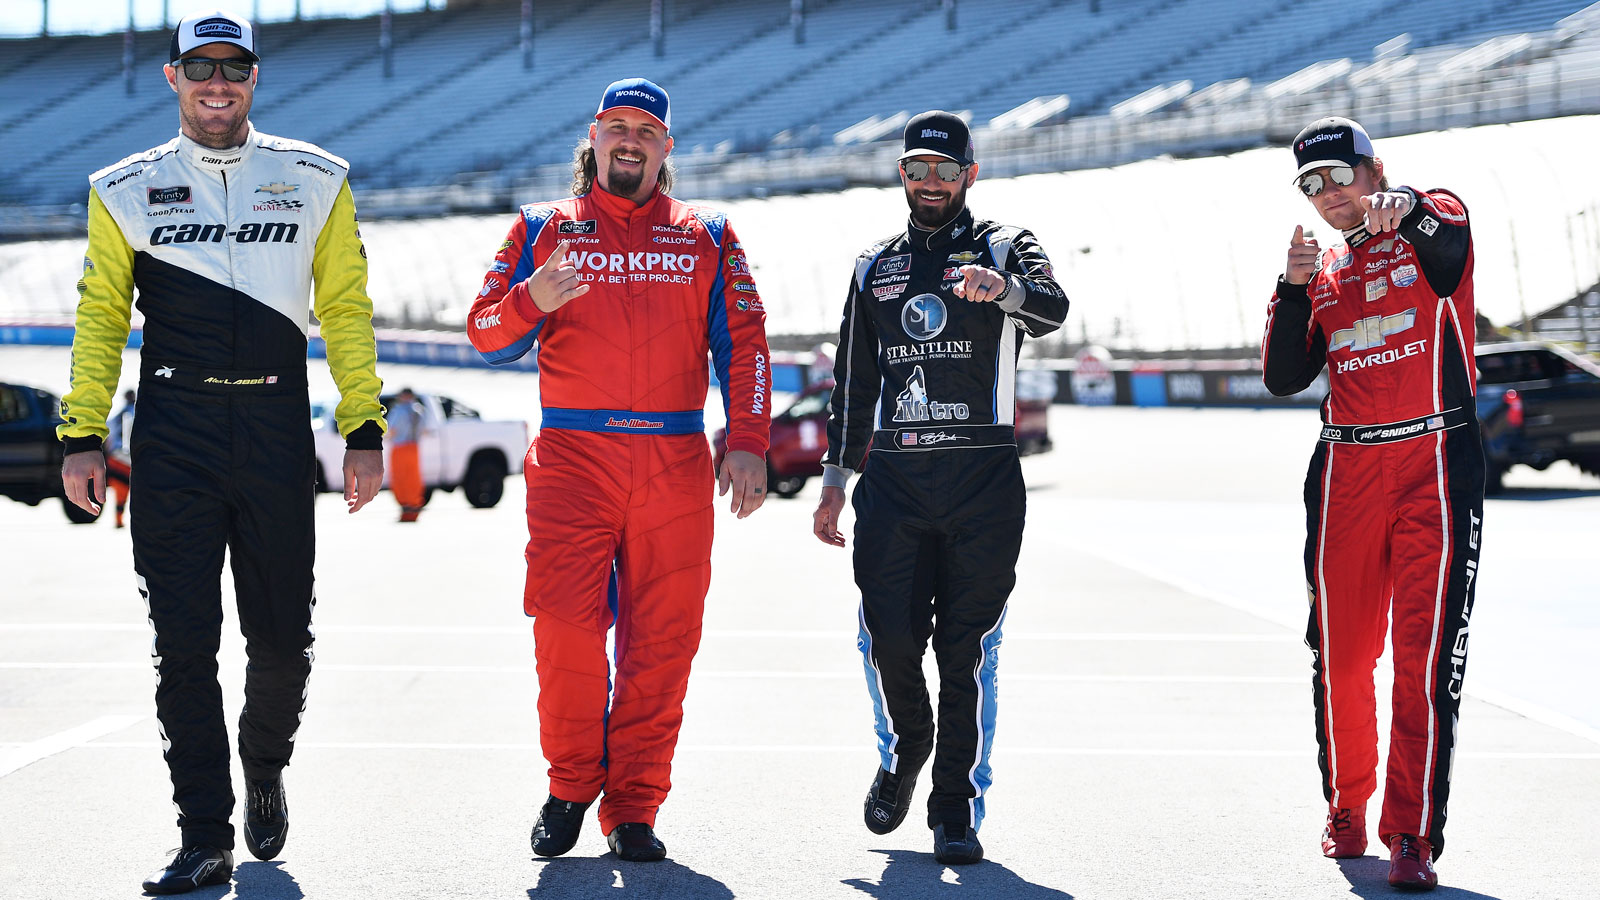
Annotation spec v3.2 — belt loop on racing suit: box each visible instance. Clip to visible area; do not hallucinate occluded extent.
[1318,406,1470,445]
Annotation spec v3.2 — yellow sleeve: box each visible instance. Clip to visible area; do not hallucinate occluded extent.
[313,180,387,438]
[57,187,136,447]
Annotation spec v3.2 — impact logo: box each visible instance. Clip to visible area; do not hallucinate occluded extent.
[296,159,336,176]
[1328,308,1417,353]
[892,366,969,424]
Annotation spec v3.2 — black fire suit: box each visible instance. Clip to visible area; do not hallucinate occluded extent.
[58,127,385,851]
[824,207,1067,831]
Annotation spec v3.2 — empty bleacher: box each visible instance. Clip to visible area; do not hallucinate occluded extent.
[0,0,1594,207]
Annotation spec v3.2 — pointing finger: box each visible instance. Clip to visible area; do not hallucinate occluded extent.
[541,240,571,270]
[1292,224,1305,245]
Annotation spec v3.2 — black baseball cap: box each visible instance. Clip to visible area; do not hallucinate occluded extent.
[900,111,974,166]
[1291,116,1374,181]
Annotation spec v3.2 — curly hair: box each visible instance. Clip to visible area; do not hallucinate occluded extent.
[571,140,675,197]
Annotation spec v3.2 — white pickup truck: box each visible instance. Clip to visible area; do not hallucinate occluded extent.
[311,392,529,508]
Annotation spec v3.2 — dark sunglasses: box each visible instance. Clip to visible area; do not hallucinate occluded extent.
[176,57,254,83]
[1297,166,1355,197]
[900,159,968,183]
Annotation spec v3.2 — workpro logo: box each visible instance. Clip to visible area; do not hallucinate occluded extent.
[193,18,242,39]
[1327,308,1416,353]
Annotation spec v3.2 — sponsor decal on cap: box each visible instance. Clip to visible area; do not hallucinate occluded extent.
[193,17,243,39]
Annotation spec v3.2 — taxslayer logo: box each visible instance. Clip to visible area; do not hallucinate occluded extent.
[149,221,298,244]
[148,186,191,205]
[1328,308,1416,353]
[1297,132,1344,150]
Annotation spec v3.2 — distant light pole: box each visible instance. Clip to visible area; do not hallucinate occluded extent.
[381,0,394,78]
[521,0,534,71]
[123,0,135,95]
[651,0,665,58]
[792,0,804,44]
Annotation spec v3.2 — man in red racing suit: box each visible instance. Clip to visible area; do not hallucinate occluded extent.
[466,78,770,862]
[1263,116,1483,892]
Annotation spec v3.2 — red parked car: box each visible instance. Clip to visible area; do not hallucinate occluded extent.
[713,377,1053,499]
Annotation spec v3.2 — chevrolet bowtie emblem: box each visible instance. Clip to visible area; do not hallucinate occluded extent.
[256,182,299,195]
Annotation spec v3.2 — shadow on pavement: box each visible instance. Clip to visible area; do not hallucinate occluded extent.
[843,849,1073,899]
[231,860,304,899]
[529,856,733,899]
[1335,856,1507,899]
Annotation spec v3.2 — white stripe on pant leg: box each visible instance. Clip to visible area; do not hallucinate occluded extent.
[290,589,317,744]
[857,603,901,773]
[965,604,1008,831]
[1420,429,1451,836]
[1316,449,1339,806]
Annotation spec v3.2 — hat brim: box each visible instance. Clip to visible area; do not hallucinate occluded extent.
[594,106,669,131]
[898,147,969,165]
[1293,155,1365,181]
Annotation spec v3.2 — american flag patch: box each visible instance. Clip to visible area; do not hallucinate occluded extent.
[1427,416,1443,430]
[901,432,917,446]
[266,376,278,384]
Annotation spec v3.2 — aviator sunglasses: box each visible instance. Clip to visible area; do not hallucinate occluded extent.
[1296,166,1356,197]
[901,159,969,183]
[176,57,254,83]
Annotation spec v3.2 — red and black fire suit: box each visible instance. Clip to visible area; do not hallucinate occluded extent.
[1263,187,1483,858]
[825,207,1067,832]
[466,185,770,834]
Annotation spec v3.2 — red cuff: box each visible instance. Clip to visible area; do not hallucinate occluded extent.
[724,434,768,457]
[507,280,546,328]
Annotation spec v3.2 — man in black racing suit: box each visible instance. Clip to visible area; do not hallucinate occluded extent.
[812,111,1068,866]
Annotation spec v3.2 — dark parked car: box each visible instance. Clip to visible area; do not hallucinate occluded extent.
[0,382,99,523]
[713,377,1053,499]
[1475,342,1600,493]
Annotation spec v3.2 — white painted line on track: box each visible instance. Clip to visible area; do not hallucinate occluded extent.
[69,740,1600,760]
[0,623,1296,642]
[0,714,144,778]
[0,661,1299,683]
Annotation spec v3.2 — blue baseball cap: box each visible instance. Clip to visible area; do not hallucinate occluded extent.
[595,77,671,131]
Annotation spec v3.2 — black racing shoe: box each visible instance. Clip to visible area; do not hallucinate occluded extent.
[606,822,667,862]
[933,821,984,866]
[141,846,233,895]
[531,796,593,858]
[243,775,288,861]
[863,765,920,835]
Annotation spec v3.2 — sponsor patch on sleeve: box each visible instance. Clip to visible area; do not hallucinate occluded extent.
[1418,216,1439,236]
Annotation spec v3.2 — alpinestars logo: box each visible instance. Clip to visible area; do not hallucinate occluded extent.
[1328,308,1417,353]
[892,366,970,423]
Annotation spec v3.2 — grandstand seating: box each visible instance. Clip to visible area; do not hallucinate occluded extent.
[0,0,1594,205]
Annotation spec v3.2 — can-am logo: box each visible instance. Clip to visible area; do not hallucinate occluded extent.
[193,18,242,39]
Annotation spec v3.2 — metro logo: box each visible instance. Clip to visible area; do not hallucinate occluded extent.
[1328,308,1417,353]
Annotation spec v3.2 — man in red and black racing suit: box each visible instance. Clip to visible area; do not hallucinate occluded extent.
[1263,116,1483,892]
[466,78,770,863]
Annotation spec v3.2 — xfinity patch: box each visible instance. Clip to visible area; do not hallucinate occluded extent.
[559,219,597,234]
[1364,279,1388,302]
[877,254,910,275]
[148,186,191,205]
[1418,216,1439,236]
[1391,264,1419,288]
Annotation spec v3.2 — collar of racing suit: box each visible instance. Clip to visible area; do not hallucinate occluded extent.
[907,206,976,253]
[177,124,258,172]
[587,183,666,219]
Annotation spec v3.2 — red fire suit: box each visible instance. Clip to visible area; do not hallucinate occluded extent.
[1262,188,1483,859]
[467,186,770,833]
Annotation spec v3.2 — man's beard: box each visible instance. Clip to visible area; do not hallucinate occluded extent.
[905,182,967,229]
[606,157,648,198]
[181,102,250,149]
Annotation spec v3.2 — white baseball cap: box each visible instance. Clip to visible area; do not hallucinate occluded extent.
[170,9,258,62]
